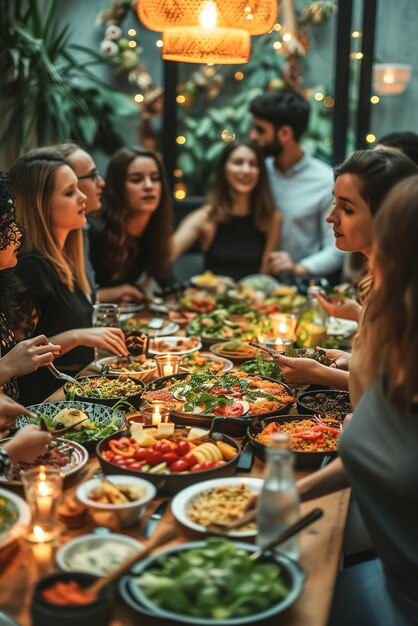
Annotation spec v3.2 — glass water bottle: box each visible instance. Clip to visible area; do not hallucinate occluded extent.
[256,433,300,560]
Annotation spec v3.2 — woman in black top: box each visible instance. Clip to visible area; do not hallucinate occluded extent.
[88,147,173,293]
[7,153,127,405]
[171,140,281,281]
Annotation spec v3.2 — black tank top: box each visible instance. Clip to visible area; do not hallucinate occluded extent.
[204,214,266,281]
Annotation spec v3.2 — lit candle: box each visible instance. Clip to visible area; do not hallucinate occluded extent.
[37,480,53,518]
[155,354,181,378]
[140,402,171,426]
[270,314,298,340]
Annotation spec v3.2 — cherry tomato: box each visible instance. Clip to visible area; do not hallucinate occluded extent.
[191,464,204,472]
[216,460,226,467]
[214,402,244,417]
[174,441,190,457]
[200,460,215,470]
[183,453,198,468]
[134,448,149,461]
[158,442,173,454]
[130,461,145,470]
[162,452,180,466]
[146,450,164,466]
[170,460,190,473]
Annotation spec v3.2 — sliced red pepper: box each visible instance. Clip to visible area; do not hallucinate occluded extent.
[108,440,136,457]
[299,431,324,442]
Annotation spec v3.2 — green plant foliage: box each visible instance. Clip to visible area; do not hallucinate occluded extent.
[0,0,138,160]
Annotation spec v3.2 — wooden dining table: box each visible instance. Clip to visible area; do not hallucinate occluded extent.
[0,360,350,626]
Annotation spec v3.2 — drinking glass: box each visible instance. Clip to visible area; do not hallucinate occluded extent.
[92,303,120,362]
[21,466,63,543]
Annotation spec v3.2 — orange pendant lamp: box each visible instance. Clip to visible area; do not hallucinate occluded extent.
[162,26,250,63]
[138,0,278,36]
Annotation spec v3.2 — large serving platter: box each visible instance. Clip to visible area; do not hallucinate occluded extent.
[142,372,294,436]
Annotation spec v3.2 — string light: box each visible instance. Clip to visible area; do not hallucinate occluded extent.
[156,39,163,47]
[176,135,187,144]
[128,29,137,36]
[324,96,335,108]
[282,32,292,42]
[174,183,187,200]
[173,169,183,177]
[366,134,376,143]
[351,30,361,38]
[221,129,235,142]
[134,94,144,103]
[128,40,137,48]
[273,23,281,31]
[370,95,380,104]
[234,71,244,80]
[314,92,324,101]
[273,41,282,50]
[350,51,363,60]
[176,95,186,104]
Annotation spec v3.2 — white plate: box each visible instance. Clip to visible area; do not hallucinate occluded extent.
[56,532,144,575]
[171,477,263,537]
[327,317,358,337]
[148,336,202,356]
[0,488,31,550]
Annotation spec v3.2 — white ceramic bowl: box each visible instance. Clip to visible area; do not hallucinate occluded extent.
[76,475,156,528]
[0,487,31,550]
[56,532,144,575]
[148,336,202,356]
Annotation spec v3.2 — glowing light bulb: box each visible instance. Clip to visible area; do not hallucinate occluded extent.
[199,1,217,29]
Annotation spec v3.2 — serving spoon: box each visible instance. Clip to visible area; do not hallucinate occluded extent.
[39,416,88,437]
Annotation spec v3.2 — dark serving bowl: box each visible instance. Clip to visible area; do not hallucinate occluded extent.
[96,427,241,497]
[142,373,295,438]
[297,389,352,420]
[31,571,113,626]
[64,374,145,410]
[119,540,305,625]
[247,415,339,469]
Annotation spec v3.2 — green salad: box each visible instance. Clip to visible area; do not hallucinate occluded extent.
[136,538,288,619]
[26,412,122,444]
[240,355,283,381]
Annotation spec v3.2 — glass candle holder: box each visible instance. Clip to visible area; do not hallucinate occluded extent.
[21,466,63,543]
[92,303,120,361]
[155,354,181,378]
[257,337,294,353]
[270,313,298,341]
[140,402,172,426]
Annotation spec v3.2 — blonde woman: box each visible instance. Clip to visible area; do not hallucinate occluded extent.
[7,152,127,405]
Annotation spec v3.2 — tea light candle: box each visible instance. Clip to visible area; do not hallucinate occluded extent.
[37,480,53,518]
[141,402,171,426]
[21,466,63,543]
[270,314,298,340]
[155,354,181,378]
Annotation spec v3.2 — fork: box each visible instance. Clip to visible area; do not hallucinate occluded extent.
[47,363,78,384]
[39,416,87,437]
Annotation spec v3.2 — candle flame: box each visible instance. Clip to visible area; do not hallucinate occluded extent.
[199,1,217,29]
[38,481,50,496]
[33,525,46,541]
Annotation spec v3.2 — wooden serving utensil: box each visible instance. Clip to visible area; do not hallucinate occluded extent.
[39,416,88,437]
[83,522,178,600]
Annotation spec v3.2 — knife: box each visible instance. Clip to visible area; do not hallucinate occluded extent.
[236,439,254,472]
[142,500,169,538]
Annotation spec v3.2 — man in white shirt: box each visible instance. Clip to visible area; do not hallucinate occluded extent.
[250,90,343,279]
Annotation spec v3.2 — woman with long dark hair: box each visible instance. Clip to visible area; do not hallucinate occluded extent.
[88,147,173,293]
[171,140,281,280]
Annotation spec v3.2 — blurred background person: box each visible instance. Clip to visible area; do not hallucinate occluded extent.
[250,89,343,282]
[88,147,173,296]
[171,140,281,281]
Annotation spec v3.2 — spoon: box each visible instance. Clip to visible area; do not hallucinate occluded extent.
[83,522,178,600]
[47,363,78,384]
[250,507,323,561]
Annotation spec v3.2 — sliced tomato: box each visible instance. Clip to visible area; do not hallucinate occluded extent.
[214,402,244,417]
[299,431,324,442]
